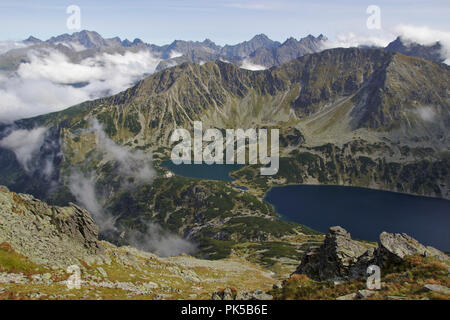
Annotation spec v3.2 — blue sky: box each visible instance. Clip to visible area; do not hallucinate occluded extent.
[1,0,449,44]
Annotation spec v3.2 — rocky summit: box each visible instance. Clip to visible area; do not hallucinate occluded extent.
[0,186,105,268]
[294,226,450,281]
[294,226,368,280]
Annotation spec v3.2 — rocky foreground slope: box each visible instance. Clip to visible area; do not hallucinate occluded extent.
[270,226,450,300]
[0,186,275,300]
[1,186,449,300]
[294,226,449,281]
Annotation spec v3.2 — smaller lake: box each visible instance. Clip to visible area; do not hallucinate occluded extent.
[161,161,243,181]
[264,185,450,251]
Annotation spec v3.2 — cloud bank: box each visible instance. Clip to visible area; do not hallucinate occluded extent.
[395,24,450,64]
[0,41,29,55]
[324,25,450,64]
[0,48,161,122]
[323,32,394,49]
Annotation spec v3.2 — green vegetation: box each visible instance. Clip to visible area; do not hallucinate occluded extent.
[0,243,48,275]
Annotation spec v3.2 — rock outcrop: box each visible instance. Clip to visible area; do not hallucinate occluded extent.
[376,232,449,266]
[0,186,107,268]
[294,226,449,281]
[294,226,368,280]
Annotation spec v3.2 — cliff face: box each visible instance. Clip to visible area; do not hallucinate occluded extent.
[0,185,106,268]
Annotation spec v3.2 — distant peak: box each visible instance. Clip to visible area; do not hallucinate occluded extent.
[77,29,99,35]
[317,34,327,41]
[283,37,298,45]
[24,36,42,43]
[252,33,270,40]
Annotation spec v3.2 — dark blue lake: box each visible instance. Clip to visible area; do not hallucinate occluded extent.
[161,160,243,181]
[264,185,450,251]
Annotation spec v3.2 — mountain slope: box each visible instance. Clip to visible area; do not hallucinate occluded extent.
[26,47,449,148]
[0,47,449,259]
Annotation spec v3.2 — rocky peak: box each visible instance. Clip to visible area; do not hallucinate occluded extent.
[295,226,367,280]
[282,37,298,46]
[24,36,42,44]
[0,185,106,268]
[385,36,444,63]
[46,30,110,50]
[377,232,449,266]
[317,34,327,41]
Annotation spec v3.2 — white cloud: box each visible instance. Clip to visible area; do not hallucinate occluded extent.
[324,25,450,65]
[0,41,28,55]
[68,171,117,232]
[323,32,394,49]
[68,119,195,256]
[127,222,198,257]
[395,24,450,63]
[416,106,436,122]
[0,48,161,122]
[54,41,86,52]
[0,127,47,171]
[240,59,267,71]
[169,50,183,59]
[88,118,155,184]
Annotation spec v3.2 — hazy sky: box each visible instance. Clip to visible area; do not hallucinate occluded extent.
[1,0,449,44]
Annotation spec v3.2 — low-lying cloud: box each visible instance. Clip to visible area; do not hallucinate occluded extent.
[0,127,47,171]
[0,48,161,122]
[127,222,198,257]
[88,118,155,184]
[240,59,267,71]
[324,25,450,64]
[395,24,450,64]
[323,32,393,49]
[0,41,29,54]
[67,118,195,256]
[68,171,117,232]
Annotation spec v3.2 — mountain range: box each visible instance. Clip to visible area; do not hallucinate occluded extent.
[1,30,447,76]
[0,44,448,260]
[0,29,449,264]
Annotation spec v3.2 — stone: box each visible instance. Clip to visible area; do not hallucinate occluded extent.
[294,226,367,280]
[376,232,450,267]
[387,295,407,300]
[43,273,52,280]
[272,282,282,289]
[97,267,108,278]
[222,288,234,300]
[423,284,450,295]
[336,293,358,300]
[357,289,376,299]
[294,226,450,282]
